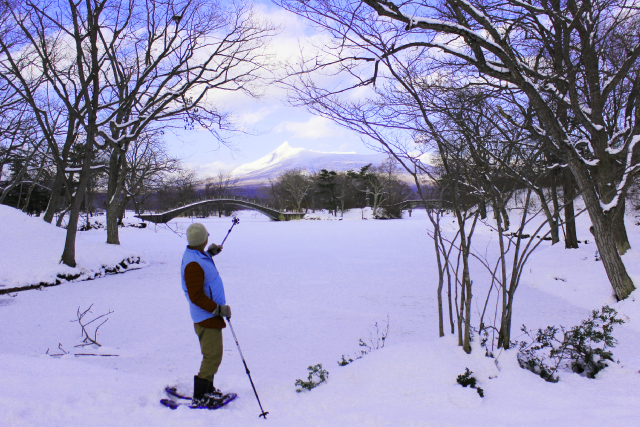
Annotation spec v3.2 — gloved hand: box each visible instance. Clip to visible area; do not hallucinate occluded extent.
[213,304,231,319]
[207,243,223,256]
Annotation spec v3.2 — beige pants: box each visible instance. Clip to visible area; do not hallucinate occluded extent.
[194,324,223,381]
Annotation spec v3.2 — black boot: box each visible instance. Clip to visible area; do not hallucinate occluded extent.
[206,379,224,399]
[192,376,222,408]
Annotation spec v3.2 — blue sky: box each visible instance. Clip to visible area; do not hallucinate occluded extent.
[165,1,380,177]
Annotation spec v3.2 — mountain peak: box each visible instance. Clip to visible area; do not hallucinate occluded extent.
[232,142,304,177]
[229,142,388,185]
[272,141,305,159]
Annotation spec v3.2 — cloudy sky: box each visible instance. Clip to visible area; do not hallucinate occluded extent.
[165,1,380,178]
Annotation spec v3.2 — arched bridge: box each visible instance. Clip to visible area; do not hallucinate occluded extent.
[399,199,450,210]
[135,196,306,223]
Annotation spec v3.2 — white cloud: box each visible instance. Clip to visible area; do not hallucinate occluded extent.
[338,142,355,152]
[241,106,278,125]
[185,160,240,178]
[274,115,344,139]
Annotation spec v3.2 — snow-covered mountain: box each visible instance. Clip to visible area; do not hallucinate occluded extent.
[230,142,389,185]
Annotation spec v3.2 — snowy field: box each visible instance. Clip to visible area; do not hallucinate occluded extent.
[0,207,144,290]
[1,204,640,426]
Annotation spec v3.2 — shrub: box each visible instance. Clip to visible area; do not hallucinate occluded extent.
[517,305,625,382]
[337,316,389,366]
[338,355,352,366]
[295,364,329,392]
[456,368,484,398]
[374,205,402,219]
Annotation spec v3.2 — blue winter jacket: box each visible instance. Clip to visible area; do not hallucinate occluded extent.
[181,247,226,324]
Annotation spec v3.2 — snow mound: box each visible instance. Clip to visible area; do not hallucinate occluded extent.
[0,205,146,291]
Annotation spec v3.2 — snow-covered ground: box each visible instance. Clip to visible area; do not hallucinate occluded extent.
[0,206,145,290]
[1,204,640,426]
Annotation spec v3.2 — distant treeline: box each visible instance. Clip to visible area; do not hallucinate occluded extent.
[141,159,420,219]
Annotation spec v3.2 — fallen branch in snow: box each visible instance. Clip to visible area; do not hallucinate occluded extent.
[73,353,119,357]
[72,304,114,347]
[46,345,119,357]
[46,343,71,356]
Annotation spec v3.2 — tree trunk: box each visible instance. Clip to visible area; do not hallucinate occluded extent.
[106,148,129,245]
[498,298,513,349]
[106,200,120,245]
[570,161,635,300]
[457,280,464,347]
[535,187,559,245]
[446,255,455,334]
[434,225,445,337]
[458,212,477,354]
[496,212,509,349]
[563,168,579,249]
[117,196,129,224]
[498,189,532,349]
[596,157,631,254]
[550,182,561,244]
[43,169,64,223]
[62,2,100,267]
[56,208,68,227]
[61,192,84,267]
[61,139,96,266]
[612,200,630,255]
[500,205,510,230]
[372,193,378,216]
[463,277,472,354]
[61,156,94,267]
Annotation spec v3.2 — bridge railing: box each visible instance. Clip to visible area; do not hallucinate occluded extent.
[151,195,307,216]
[151,196,448,216]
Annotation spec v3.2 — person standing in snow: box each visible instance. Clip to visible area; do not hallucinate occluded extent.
[181,223,232,408]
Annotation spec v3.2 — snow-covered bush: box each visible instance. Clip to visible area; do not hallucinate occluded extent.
[456,368,484,398]
[295,364,329,392]
[374,205,402,219]
[517,306,625,382]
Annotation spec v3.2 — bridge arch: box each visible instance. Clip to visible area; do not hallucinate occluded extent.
[135,196,305,223]
[399,199,450,210]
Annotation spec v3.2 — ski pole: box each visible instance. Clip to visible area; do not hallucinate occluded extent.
[227,318,269,419]
[220,217,240,246]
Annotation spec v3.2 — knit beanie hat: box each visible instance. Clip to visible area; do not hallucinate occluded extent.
[186,223,208,247]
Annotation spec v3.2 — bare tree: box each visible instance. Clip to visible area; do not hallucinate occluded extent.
[348,164,386,216]
[156,168,198,214]
[0,0,276,266]
[276,168,312,212]
[0,132,46,206]
[375,159,413,218]
[96,0,277,244]
[119,132,180,217]
[204,170,239,217]
[1,0,115,266]
[275,0,640,300]
[0,85,49,208]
